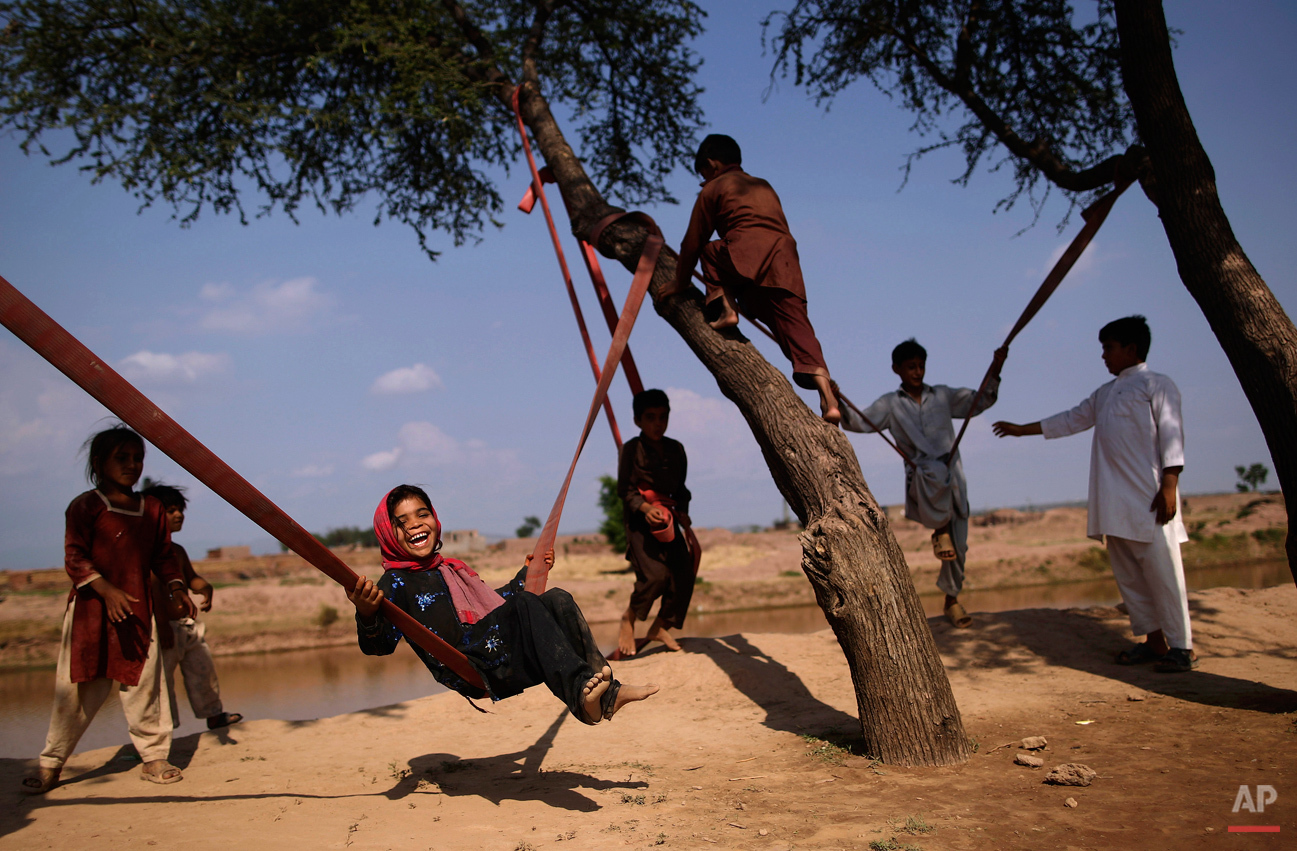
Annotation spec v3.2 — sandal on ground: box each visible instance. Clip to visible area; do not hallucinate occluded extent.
[1114,642,1165,665]
[944,601,973,629]
[206,711,243,730]
[140,761,183,785]
[21,768,60,795]
[932,531,957,561]
[1154,647,1199,673]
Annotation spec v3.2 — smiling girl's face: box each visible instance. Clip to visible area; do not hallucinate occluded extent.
[392,497,440,558]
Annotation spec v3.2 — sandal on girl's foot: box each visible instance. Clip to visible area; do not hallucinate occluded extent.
[931,531,957,561]
[1154,647,1199,673]
[21,767,60,795]
[140,761,183,785]
[206,712,243,730]
[944,601,973,629]
[1114,642,1165,665]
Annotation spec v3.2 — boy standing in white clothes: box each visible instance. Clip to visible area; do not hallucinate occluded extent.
[993,315,1195,673]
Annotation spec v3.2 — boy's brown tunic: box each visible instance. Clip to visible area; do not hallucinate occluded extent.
[618,435,694,628]
[678,164,829,383]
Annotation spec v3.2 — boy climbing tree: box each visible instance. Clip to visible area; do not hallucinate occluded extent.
[669,134,840,424]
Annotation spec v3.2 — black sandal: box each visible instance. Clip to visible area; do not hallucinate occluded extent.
[1114,643,1164,665]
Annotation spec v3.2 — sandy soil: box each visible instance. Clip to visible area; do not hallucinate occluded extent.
[0,493,1286,670]
[1,584,1292,849]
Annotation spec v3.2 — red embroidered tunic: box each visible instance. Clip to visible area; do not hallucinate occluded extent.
[63,491,183,685]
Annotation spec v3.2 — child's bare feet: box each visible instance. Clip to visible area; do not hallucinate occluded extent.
[581,666,612,724]
[21,766,60,794]
[815,375,841,425]
[608,682,660,719]
[645,616,682,651]
[617,607,638,657]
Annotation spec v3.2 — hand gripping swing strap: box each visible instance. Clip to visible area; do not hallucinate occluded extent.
[945,177,1135,461]
[523,211,663,593]
[0,274,487,691]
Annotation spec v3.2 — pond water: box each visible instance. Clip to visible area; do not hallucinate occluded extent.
[1,559,1289,759]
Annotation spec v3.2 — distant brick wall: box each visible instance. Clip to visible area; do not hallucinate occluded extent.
[206,545,253,560]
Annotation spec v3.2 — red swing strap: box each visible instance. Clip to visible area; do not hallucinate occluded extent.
[0,274,488,691]
[523,210,664,593]
[946,178,1135,461]
[512,89,640,446]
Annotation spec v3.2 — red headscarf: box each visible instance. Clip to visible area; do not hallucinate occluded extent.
[373,492,504,625]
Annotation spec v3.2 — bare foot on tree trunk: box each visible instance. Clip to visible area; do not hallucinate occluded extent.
[707,291,740,330]
[617,607,638,657]
[814,375,841,425]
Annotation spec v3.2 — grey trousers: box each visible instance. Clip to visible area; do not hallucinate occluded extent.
[161,618,225,724]
[936,512,969,598]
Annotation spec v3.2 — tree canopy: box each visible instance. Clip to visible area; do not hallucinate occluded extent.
[0,0,706,256]
[766,0,1137,218]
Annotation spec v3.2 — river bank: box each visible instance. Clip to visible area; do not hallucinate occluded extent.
[0,492,1286,671]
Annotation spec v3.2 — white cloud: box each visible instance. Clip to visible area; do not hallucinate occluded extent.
[362,449,403,472]
[661,387,766,481]
[0,341,110,478]
[362,421,521,476]
[199,277,333,334]
[371,363,443,395]
[291,463,335,478]
[118,350,229,383]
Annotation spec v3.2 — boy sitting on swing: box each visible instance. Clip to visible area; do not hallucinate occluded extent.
[839,339,1006,628]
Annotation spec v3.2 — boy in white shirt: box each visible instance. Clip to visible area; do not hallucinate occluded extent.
[993,316,1195,672]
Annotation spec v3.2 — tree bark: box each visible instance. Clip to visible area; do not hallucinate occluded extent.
[508,81,969,765]
[1114,1,1297,585]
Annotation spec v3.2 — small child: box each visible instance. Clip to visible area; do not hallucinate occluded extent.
[143,483,242,731]
[993,315,1194,672]
[839,339,1006,629]
[348,485,658,724]
[23,425,194,794]
[616,389,695,657]
[671,133,839,424]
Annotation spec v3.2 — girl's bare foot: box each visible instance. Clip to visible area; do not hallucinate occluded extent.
[815,376,841,425]
[617,609,638,657]
[607,682,660,720]
[580,666,612,724]
[21,766,60,794]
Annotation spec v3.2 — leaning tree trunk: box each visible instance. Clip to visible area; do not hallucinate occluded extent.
[507,79,969,766]
[1115,0,1297,585]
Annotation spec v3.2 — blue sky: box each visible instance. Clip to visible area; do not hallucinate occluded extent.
[1,1,1293,570]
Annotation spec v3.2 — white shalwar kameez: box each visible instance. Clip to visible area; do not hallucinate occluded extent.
[1041,362,1192,649]
[841,378,999,597]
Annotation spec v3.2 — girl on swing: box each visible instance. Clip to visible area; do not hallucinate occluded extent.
[347,485,658,723]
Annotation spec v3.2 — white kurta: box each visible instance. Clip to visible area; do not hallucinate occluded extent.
[1040,363,1187,544]
[841,379,999,525]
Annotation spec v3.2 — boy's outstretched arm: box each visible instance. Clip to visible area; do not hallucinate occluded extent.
[992,421,1043,437]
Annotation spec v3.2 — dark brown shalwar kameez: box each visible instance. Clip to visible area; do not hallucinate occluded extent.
[677,164,830,389]
[618,435,694,629]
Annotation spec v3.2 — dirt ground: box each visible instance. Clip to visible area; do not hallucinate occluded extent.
[1,584,1293,850]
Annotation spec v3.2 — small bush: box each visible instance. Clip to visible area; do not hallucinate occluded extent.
[1077,547,1110,573]
[314,604,339,628]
